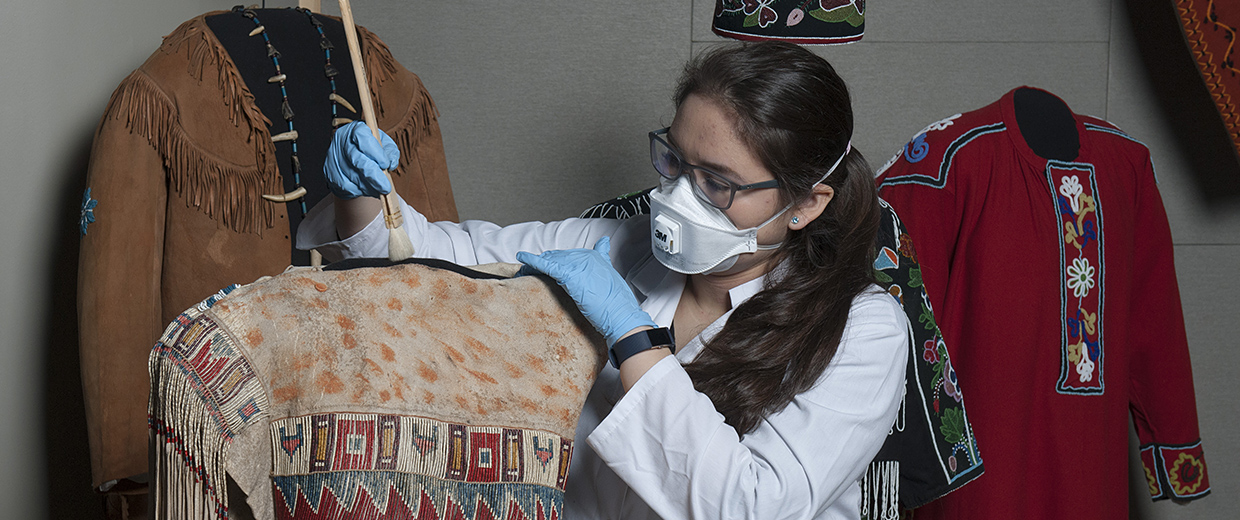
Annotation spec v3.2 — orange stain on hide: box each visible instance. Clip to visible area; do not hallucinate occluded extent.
[383,323,403,339]
[317,372,344,394]
[381,343,396,362]
[336,315,357,330]
[503,362,525,379]
[525,354,548,374]
[445,346,466,364]
[463,337,492,359]
[461,280,478,294]
[417,361,438,383]
[368,271,390,287]
[421,389,435,404]
[465,368,498,385]
[297,276,328,292]
[342,333,357,350]
[308,298,328,310]
[364,358,383,375]
[273,385,301,403]
[387,298,403,311]
[402,273,422,289]
[292,355,315,372]
[554,344,572,361]
[380,390,391,402]
[454,395,469,409]
[432,279,450,300]
[393,374,408,401]
[517,397,539,413]
[540,384,559,397]
[244,329,263,347]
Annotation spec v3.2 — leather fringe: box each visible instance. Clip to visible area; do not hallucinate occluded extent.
[109,14,435,233]
[161,16,274,173]
[102,70,280,235]
[149,285,266,520]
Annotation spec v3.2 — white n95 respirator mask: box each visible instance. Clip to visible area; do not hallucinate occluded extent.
[647,142,850,275]
[648,175,789,275]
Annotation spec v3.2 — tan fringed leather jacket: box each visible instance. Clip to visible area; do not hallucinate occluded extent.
[78,11,458,487]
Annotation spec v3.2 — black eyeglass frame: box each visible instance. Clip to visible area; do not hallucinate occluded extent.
[649,127,780,210]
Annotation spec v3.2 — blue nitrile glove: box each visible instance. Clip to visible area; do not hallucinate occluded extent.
[516,236,657,347]
[324,121,399,199]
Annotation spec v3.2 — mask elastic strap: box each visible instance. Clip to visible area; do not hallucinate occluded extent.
[817,140,852,184]
[754,201,795,251]
[756,140,851,251]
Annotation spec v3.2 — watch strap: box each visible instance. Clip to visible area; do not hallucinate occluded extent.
[609,327,674,369]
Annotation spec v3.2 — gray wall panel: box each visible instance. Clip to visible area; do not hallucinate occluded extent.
[692,41,1108,169]
[816,42,1106,168]
[344,1,692,224]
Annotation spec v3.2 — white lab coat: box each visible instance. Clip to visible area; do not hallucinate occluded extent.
[298,196,909,520]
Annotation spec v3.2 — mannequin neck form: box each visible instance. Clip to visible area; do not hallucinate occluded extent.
[1013,87,1080,161]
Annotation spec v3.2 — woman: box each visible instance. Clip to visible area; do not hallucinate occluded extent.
[299,42,909,520]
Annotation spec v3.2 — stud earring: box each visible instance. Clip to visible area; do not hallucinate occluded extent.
[791,216,800,225]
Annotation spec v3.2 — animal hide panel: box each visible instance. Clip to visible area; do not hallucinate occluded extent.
[149,261,605,520]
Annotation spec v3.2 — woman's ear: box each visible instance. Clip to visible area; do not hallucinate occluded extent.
[789,184,834,230]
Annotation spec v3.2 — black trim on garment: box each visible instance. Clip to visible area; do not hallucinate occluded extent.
[323,257,510,280]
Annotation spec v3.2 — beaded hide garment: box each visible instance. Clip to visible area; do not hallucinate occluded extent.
[149,261,605,520]
[79,11,459,488]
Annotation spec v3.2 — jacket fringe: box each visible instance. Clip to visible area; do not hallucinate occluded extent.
[161,16,274,171]
[387,84,439,174]
[102,70,280,235]
[106,14,434,233]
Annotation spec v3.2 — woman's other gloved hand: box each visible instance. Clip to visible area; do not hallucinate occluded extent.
[517,236,657,347]
[324,121,399,199]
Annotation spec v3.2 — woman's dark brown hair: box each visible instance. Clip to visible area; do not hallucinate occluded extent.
[678,42,882,435]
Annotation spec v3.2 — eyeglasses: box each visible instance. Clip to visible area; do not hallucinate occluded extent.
[649,127,779,210]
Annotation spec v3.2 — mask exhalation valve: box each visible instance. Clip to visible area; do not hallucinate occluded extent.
[652,214,681,255]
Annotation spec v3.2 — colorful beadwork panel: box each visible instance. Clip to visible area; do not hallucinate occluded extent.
[1140,441,1210,501]
[152,284,265,441]
[1046,161,1105,395]
[271,414,570,519]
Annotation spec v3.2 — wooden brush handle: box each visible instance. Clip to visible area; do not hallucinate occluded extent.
[338,0,400,228]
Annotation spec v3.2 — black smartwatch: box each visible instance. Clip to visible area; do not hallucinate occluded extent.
[609,327,675,369]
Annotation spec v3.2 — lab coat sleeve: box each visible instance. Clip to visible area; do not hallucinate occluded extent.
[296,192,626,265]
[588,291,909,520]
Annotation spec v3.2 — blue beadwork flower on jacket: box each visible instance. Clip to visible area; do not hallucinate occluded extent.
[80,188,97,236]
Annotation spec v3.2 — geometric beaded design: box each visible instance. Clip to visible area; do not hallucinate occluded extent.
[271,414,571,520]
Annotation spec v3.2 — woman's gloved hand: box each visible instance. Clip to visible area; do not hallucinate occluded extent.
[324,121,399,199]
[517,236,656,347]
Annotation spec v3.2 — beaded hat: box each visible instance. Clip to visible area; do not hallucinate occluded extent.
[712,0,865,45]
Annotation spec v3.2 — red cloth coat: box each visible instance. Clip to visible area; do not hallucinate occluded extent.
[876,88,1209,518]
